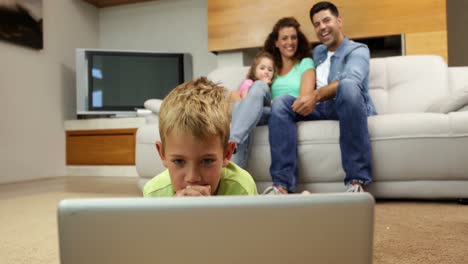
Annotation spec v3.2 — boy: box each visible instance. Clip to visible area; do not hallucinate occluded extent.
[143,77,258,197]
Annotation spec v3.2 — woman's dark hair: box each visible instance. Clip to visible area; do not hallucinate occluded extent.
[263,17,311,70]
[309,1,339,22]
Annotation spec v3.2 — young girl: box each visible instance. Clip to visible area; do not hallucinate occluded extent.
[231,51,276,102]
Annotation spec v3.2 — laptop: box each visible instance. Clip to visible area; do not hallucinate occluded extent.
[57,193,374,264]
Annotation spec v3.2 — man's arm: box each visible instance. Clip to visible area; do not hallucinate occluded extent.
[297,45,370,114]
[339,45,370,84]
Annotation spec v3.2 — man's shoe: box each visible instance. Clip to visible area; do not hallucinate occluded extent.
[346,183,365,193]
[262,186,285,195]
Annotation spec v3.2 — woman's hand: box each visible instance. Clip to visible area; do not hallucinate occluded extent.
[292,92,318,116]
[176,185,212,196]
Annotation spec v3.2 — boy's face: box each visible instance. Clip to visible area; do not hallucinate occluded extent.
[156,132,235,196]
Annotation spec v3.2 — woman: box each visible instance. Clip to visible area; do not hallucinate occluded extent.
[230,17,316,177]
[263,17,316,194]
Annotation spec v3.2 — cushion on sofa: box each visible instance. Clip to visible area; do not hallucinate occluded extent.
[144,99,163,114]
[368,55,449,114]
[207,66,249,91]
[426,85,468,113]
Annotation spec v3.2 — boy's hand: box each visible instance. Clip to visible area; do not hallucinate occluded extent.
[176,185,211,196]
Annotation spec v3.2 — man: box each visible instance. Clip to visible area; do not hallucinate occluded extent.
[265,1,377,194]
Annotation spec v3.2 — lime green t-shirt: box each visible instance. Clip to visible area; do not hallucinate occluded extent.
[271,58,315,99]
[143,161,258,197]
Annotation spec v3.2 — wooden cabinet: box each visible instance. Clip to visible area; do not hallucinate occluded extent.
[66,128,137,165]
[65,117,146,166]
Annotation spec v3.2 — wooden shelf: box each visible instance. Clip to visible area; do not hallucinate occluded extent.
[83,0,155,8]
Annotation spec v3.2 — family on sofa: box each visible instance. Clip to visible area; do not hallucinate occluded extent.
[137,1,468,199]
[230,1,375,195]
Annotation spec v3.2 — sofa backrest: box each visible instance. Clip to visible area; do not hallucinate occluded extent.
[207,66,250,92]
[369,55,449,114]
[207,55,450,115]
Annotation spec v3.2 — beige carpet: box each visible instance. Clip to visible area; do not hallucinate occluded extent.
[0,177,467,264]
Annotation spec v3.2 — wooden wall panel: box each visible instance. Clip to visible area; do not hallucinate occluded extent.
[66,129,137,165]
[208,0,316,51]
[208,0,447,54]
[405,31,448,62]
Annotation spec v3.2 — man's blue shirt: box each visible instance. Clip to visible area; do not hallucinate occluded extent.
[313,37,377,115]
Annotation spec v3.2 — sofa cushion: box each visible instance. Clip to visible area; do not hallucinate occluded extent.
[426,85,468,113]
[251,113,455,144]
[369,55,449,114]
[207,66,249,91]
[248,113,468,184]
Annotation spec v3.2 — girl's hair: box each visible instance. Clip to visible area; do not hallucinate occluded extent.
[246,51,276,81]
[263,17,311,70]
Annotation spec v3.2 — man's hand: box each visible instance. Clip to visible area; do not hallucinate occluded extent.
[291,92,318,116]
[175,185,211,196]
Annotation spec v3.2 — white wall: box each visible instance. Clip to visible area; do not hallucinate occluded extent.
[99,0,217,78]
[0,1,99,184]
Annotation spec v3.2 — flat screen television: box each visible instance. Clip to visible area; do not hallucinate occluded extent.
[75,49,192,118]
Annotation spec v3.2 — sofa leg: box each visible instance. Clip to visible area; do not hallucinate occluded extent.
[457,198,468,205]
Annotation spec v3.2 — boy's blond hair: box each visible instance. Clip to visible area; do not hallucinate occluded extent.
[158,77,231,152]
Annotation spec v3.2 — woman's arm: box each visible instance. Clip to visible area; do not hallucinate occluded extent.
[291,68,317,116]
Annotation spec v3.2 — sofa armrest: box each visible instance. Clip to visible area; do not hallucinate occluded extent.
[142,99,163,124]
[136,124,164,178]
[144,99,163,114]
[145,114,158,124]
[449,67,468,92]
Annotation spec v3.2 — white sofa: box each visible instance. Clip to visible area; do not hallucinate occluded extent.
[136,55,468,199]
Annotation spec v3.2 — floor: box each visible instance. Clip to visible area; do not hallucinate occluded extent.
[1,177,467,264]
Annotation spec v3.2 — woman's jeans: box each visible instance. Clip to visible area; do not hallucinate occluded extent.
[230,81,271,168]
[269,79,374,193]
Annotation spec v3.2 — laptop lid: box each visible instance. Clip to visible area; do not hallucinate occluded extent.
[58,193,374,264]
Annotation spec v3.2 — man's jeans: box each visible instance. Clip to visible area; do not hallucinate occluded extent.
[230,81,271,168]
[269,79,374,193]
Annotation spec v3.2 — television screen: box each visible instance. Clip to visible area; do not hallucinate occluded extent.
[87,51,184,111]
